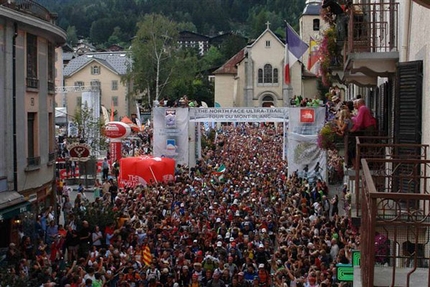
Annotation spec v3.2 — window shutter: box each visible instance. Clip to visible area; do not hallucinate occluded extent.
[394,60,423,196]
[394,60,422,145]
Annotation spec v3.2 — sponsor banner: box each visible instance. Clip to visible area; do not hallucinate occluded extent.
[109,140,122,164]
[189,107,289,122]
[153,108,189,166]
[288,107,325,135]
[287,132,327,182]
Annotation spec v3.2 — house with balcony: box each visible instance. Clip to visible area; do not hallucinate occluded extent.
[321,0,430,285]
[0,0,66,247]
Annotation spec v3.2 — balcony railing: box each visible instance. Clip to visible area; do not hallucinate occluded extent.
[346,2,399,54]
[0,0,58,24]
[26,77,39,89]
[350,136,428,217]
[360,158,430,286]
[27,156,40,167]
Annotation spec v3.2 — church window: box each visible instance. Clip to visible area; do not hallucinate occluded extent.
[313,19,320,31]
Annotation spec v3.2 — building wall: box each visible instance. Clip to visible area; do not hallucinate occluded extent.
[407,2,430,154]
[64,65,129,119]
[214,74,235,107]
[0,5,66,236]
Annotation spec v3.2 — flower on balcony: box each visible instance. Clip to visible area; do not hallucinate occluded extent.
[317,27,341,87]
[317,121,342,150]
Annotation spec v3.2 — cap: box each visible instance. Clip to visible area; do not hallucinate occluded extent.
[258,263,265,268]
[216,218,221,223]
[261,228,267,233]
[230,237,234,242]
[217,241,222,247]
[258,243,264,248]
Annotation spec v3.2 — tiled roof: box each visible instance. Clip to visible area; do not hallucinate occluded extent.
[63,52,131,77]
[213,48,245,74]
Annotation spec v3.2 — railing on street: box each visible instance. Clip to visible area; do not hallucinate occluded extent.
[360,158,430,286]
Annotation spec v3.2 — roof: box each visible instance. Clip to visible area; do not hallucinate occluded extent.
[63,52,76,61]
[302,1,322,16]
[63,52,131,77]
[213,48,245,75]
[249,28,284,49]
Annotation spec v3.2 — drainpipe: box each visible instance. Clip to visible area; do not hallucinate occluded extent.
[402,0,412,61]
[12,22,18,192]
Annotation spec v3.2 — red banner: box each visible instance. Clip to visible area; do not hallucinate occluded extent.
[109,140,122,165]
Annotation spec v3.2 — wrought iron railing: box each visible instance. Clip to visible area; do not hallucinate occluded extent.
[346,2,399,54]
[26,77,39,89]
[361,158,430,286]
[352,136,428,217]
[27,156,40,167]
[0,0,58,24]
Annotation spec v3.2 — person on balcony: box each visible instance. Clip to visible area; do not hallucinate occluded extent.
[350,98,377,135]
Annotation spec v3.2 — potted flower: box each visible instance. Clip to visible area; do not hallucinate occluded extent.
[317,27,341,87]
[318,121,342,150]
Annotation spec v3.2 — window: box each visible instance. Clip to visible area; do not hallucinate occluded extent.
[112,80,118,90]
[48,43,55,92]
[273,68,279,83]
[265,40,271,47]
[77,96,82,107]
[27,112,39,166]
[26,33,38,88]
[313,19,320,31]
[91,65,100,75]
[258,65,279,84]
[48,112,54,155]
[90,80,100,90]
[75,81,85,87]
[264,64,273,83]
[258,69,264,83]
[112,96,119,107]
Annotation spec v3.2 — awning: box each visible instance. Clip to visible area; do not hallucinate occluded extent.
[0,201,31,221]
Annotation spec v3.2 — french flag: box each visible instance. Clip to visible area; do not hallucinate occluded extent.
[285,23,308,85]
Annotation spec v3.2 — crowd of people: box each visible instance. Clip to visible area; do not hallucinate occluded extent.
[3,123,358,287]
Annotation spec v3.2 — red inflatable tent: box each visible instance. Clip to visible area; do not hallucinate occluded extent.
[119,156,175,187]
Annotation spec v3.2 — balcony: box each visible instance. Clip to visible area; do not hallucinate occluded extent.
[330,3,399,86]
[344,135,430,286]
[0,0,58,24]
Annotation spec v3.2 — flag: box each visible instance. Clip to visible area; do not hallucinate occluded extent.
[142,245,152,266]
[212,163,226,182]
[285,23,309,85]
[307,36,319,72]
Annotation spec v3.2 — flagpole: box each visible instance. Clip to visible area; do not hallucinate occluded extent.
[283,22,293,107]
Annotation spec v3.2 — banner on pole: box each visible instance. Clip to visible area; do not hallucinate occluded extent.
[153,107,189,166]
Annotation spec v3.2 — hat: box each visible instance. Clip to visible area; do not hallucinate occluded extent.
[261,228,267,233]
[230,237,235,242]
[258,263,265,269]
[332,95,340,102]
[216,218,221,223]
[258,243,264,248]
[217,241,222,247]
[238,272,244,276]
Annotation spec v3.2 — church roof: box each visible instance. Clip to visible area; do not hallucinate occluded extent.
[213,48,245,75]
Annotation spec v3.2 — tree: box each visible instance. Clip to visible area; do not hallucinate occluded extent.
[127,14,180,104]
[66,25,78,46]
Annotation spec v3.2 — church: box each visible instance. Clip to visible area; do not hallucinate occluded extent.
[213,0,326,108]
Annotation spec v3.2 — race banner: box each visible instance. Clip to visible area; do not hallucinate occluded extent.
[189,107,289,122]
[287,107,326,181]
[287,132,327,183]
[153,107,189,166]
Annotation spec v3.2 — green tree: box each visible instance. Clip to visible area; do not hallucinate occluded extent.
[127,14,180,104]
[66,25,78,46]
